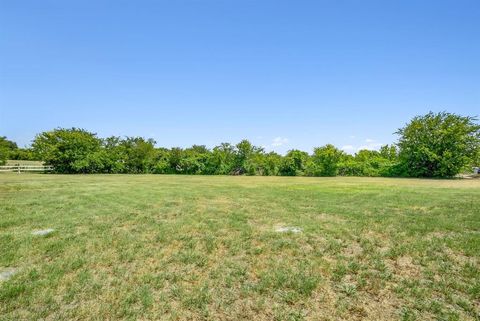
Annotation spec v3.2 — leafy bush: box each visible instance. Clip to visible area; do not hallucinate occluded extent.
[0,136,19,165]
[397,112,480,177]
[32,128,102,173]
[10,112,479,177]
[309,144,344,176]
[279,150,309,176]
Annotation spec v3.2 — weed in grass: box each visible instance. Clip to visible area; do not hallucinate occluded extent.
[331,263,347,282]
[182,284,211,312]
[257,265,320,297]
[338,283,357,297]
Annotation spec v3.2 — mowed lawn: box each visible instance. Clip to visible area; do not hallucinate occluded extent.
[0,174,479,321]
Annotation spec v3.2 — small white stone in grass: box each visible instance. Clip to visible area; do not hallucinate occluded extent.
[275,226,302,233]
[0,268,18,281]
[32,228,55,236]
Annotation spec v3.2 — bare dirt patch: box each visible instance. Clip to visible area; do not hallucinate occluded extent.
[387,256,422,278]
[343,242,363,257]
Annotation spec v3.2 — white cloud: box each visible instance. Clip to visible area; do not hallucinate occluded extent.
[271,137,289,147]
[358,142,383,151]
[342,139,383,154]
[341,145,355,152]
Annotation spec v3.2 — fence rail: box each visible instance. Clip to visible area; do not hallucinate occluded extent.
[0,165,53,173]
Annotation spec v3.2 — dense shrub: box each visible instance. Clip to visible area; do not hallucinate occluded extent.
[32,128,102,173]
[0,136,18,165]
[397,112,480,177]
[309,144,344,176]
[279,150,309,176]
[5,112,478,177]
[337,158,365,176]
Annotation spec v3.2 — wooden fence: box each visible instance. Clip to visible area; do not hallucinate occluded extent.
[0,164,53,173]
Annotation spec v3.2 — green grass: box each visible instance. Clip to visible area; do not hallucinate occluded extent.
[0,174,479,320]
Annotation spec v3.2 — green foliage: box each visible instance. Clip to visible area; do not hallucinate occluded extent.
[120,137,156,173]
[8,148,38,161]
[101,136,128,173]
[233,140,264,175]
[279,150,309,176]
[209,143,236,175]
[262,152,282,176]
[379,144,398,161]
[309,144,344,176]
[0,136,19,165]
[355,150,391,176]
[337,147,400,177]
[177,145,210,174]
[8,112,480,177]
[397,112,480,177]
[471,149,480,169]
[151,148,171,174]
[337,156,365,176]
[32,128,102,173]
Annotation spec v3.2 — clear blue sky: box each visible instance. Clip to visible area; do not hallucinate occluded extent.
[1,0,479,154]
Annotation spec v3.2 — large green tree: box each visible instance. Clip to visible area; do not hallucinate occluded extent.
[32,128,102,173]
[0,136,18,165]
[233,140,263,175]
[100,136,127,173]
[178,145,210,174]
[397,112,480,177]
[208,143,236,175]
[310,144,344,176]
[119,137,156,173]
[279,150,309,176]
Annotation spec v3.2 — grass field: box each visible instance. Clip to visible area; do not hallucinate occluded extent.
[0,174,479,320]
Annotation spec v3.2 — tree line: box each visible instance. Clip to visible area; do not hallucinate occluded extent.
[1,112,479,178]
